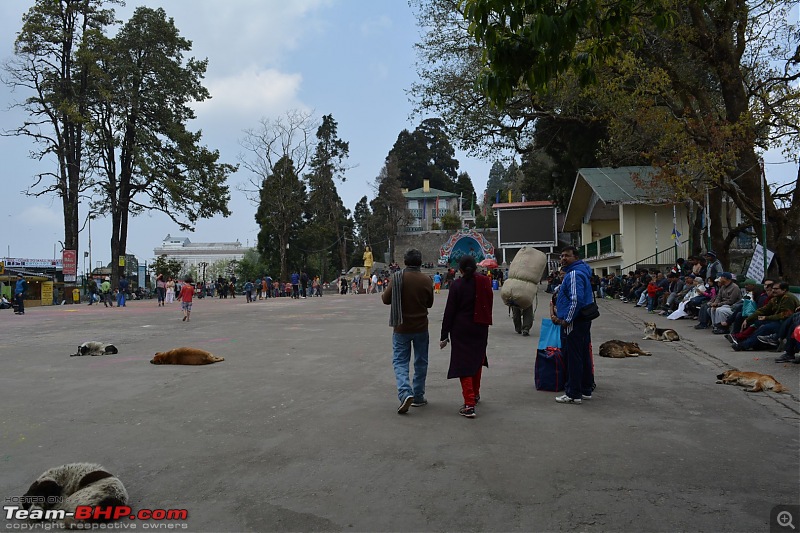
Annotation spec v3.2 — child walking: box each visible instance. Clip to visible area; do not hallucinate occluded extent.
[180,275,195,322]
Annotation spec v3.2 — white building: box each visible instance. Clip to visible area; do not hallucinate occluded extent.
[153,234,249,272]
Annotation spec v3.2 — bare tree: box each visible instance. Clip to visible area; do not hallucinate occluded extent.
[238,109,318,204]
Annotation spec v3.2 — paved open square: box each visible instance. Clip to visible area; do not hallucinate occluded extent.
[1,291,798,531]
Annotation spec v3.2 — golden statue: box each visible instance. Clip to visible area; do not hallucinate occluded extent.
[363,246,374,278]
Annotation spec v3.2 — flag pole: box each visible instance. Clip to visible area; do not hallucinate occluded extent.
[759,159,768,278]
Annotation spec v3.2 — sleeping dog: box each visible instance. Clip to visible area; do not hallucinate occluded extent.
[150,347,224,365]
[21,463,128,527]
[70,342,119,357]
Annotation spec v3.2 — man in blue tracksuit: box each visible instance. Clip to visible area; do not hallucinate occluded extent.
[551,246,595,404]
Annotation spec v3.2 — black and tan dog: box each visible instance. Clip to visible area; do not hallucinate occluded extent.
[599,340,653,358]
[70,342,118,357]
[643,322,680,342]
[150,347,224,365]
[22,463,128,527]
[716,369,787,393]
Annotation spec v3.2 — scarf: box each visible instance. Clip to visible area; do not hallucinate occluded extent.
[389,266,420,327]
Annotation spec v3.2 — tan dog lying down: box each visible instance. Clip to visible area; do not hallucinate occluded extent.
[150,347,224,365]
[716,369,787,393]
[599,340,652,358]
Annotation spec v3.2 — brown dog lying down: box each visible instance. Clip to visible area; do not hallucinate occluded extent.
[150,347,224,365]
[22,462,128,527]
[716,369,787,393]
[599,340,652,358]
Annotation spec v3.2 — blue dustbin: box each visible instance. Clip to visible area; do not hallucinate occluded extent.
[492,280,499,290]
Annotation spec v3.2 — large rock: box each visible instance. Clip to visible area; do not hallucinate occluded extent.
[508,246,547,284]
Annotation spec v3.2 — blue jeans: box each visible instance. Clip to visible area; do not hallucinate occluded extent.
[392,331,429,403]
[740,321,781,350]
[117,291,126,307]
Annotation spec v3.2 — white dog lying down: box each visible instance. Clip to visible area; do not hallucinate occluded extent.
[70,342,119,357]
[21,462,129,527]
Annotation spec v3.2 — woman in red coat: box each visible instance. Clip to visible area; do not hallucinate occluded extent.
[440,255,493,418]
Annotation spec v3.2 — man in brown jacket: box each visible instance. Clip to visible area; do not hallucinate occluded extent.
[382,249,434,414]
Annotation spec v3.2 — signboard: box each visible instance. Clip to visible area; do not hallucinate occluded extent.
[119,256,126,267]
[138,265,146,286]
[0,261,4,275]
[745,243,775,283]
[3,258,63,269]
[41,281,53,306]
[497,206,558,247]
[63,250,77,283]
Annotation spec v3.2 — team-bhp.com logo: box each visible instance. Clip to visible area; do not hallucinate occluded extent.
[4,503,188,529]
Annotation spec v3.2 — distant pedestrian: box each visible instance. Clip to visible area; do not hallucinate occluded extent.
[180,275,195,322]
[165,277,175,304]
[439,256,493,418]
[382,249,434,414]
[14,273,27,315]
[244,279,254,302]
[156,274,166,307]
[117,275,129,307]
[433,272,442,294]
[101,277,112,307]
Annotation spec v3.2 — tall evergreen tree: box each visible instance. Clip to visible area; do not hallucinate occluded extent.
[7,0,120,277]
[255,156,306,281]
[306,114,352,276]
[88,7,234,286]
[388,119,460,192]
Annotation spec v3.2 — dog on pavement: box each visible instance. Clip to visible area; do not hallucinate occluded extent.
[150,347,224,365]
[715,369,787,393]
[22,462,128,527]
[599,340,653,358]
[70,342,119,357]
[643,322,681,342]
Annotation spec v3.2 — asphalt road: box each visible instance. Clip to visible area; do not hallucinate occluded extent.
[1,289,798,532]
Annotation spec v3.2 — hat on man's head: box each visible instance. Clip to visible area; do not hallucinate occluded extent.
[705,250,717,258]
[714,272,733,282]
[743,278,758,286]
[16,273,23,277]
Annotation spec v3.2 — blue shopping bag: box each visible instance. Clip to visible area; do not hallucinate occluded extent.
[535,318,565,391]
[537,318,562,350]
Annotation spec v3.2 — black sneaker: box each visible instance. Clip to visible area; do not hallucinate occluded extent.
[775,354,795,363]
[522,331,530,336]
[411,398,427,407]
[694,324,709,329]
[757,334,779,346]
[397,395,414,414]
[724,334,738,346]
[459,405,476,418]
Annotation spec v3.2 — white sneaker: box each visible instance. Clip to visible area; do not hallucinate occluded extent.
[555,394,581,404]
[581,394,593,400]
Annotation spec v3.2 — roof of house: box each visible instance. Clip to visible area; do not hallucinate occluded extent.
[403,187,460,199]
[563,166,676,231]
[491,200,555,209]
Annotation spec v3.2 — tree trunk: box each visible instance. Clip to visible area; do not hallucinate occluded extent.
[279,236,288,282]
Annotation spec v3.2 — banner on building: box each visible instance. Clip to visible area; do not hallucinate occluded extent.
[3,258,63,269]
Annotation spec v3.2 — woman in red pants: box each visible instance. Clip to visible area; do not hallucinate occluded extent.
[440,255,493,418]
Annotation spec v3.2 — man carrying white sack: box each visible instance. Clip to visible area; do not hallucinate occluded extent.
[500,247,548,337]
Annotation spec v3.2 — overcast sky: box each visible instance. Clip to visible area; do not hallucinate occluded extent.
[0,0,498,267]
[1,1,796,268]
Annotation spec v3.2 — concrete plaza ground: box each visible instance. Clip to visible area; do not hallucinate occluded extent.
[1,289,798,532]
